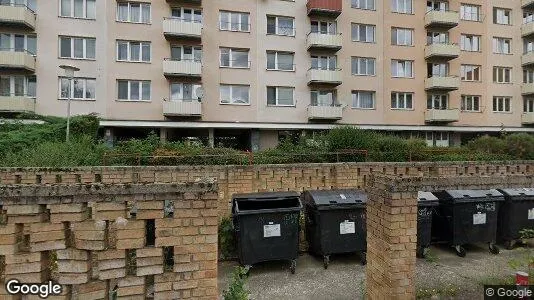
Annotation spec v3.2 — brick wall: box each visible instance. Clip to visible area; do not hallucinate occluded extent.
[0,180,218,300]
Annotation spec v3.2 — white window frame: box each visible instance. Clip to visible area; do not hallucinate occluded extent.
[58,77,96,101]
[267,16,295,36]
[461,95,481,112]
[525,98,534,113]
[170,7,202,23]
[59,36,96,60]
[524,69,534,84]
[460,4,482,22]
[391,92,413,110]
[0,33,37,55]
[220,84,250,105]
[351,57,375,76]
[310,90,337,107]
[460,65,481,82]
[426,132,449,147]
[267,51,295,71]
[427,94,449,109]
[427,31,448,45]
[351,0,375,10]
[524,11,534,24]
[267,86,295,107]
[219,11,250,32]
[493,7,511,25]
[116,40,151,63]
[352,91,375,109]
[391,60,414,78]
[60,0,96,19]
[0,75,36,98]
[170,45,202,62]
[219,48,249,68]
[493,66,512,83]
[460,34,481,51]
[351,23,376,43]
[310,20,337,34]
[391,27,413,46]
[391,0,413,14]
[493,37,511,54]
[493,96,512,113]
[170,82,202,102]
[117,80,151,101]
[116,2,151,24]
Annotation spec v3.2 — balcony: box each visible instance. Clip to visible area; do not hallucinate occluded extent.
[0,50,35,71]
[522,51,534,67]
[424,43,460,60]
[522,22,534,38]
[522,112,534,124]
[425,76,460,91]
[307,69,342,85]
[425,10,459,29]
[308,105,343,120]
[0,4,36,29]
[522,0,534,9]
[522,83,534,95]
[163,59,202,77]
[425,109,460,123]
[307,33,342,51]
[307,0,342,18]
[163,18,202,39]
[163,100,202,117]
[0,96,35,112]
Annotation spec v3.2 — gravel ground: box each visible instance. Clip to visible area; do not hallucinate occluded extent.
[218,244,531,300]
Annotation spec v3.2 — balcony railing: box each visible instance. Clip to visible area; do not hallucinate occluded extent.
[307,68,342,85]
[522,51,534,67]
[308,105,343,120]
[307,0,342,17]
[163,59,202,77]
[306,32,342,50]
[0,96,35,112]
[522,83,534,96]
[0,4,35,29]
[424,43,460,59]
[0,50,35,71]
[522,21,534,37]
[425,109,460,123]
[424,76,460,91]
[163,18,202,38]
[163,100,202,117]
[425,10,459,28]
[522,112,534,124]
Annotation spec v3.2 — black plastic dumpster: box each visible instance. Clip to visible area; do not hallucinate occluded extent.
[232,191,302,274]
[432,189,504,257]
[497,188,534,249]
[302,189,367,268]
[417,191,439,258]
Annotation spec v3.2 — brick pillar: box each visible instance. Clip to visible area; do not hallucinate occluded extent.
[366,174,418,300]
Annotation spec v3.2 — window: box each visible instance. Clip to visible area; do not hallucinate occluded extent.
[461,95,481,112]
[267,51,295,71]
[493,37,511,54]
[524,11,534,24]
[352,91,375,109]
[220,11,250,32]
[493,67,512,83]
[60,0,95,19]
[461,65,481,81]
[220,48,249,68]
[524,69,534,84]
[427,94,448,109]
[460,4,481,22]
[351,57,375,76]
[391,28,413,46]
[267,16,295,36]
[427,0,448,12]
[493,8,511,25]
[59,77,95,100]
[170,83,202,101]
[351,23,375,42]
[525,40,534,53]
[267,86,294,106]
[493,96,511,112]
[117,41,150,62]
[351,0,375,10]
[0,33,36,55]
[391,0,412,14]
[391,92,413,109]
[170,45,202,62]
[59,36,95,59]
[391,60,414,78]
[427,63,448,77]
[171,7,202,23]
[460,34,481,51]
[0,75,36,97]
[311,20,337,34]
[117,2,151,23]
[311,90,336,106]
[525,98,534,113]
[426,132,449,147]
[117,80,151,101]
[220,85,250,105]
[311,55,336,71]
[427,32,448,44]
[1,0,36,11]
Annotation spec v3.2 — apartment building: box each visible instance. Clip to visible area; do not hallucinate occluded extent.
[1,0,534,150]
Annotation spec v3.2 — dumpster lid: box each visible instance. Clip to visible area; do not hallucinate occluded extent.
[499,188,534,197]
[418,191,438,202]
[438,189,504,202]
[232,191,300,202]
[305,189,367,206]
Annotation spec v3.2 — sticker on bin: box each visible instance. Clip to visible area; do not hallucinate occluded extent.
[263,222,281,238]
[340,220,356,235]
[528,208,534,220]
[473,213,487,225]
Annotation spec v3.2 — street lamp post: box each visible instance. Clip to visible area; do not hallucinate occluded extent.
[59,65,80,143]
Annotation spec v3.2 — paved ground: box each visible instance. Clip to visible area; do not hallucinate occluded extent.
[218,244,532,299]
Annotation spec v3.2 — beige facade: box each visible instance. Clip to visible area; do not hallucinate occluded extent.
[1,0,534,150]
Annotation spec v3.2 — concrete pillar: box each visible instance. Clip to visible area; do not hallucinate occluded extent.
[104,128,114,148]
[250,129,260,152]
[160,128,168,144]
[208,128,215,148]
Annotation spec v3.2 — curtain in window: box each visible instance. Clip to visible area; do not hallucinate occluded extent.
[278,53,294,70]
[74,0,83,18]
[118,3,128,21]
[86,79,95,99]
[142,81,150,100]
[0,34,10,50]
[118,81,128,99]
[27,36,36,55]
[0,77,9,96]
[86,0,95,19]
[278,18,294,36]
[171,83,181,101]
[86,39,95,59]
[130,43,140,61]
[220,48,230,66]
[130,81,140,100]
[233,51,248,68]
[142,43,150,62]
[130,4,140,23]
[27,76,36,97]
[73,79,84,99]
[141,4,150,23]
[278,88,293,105]
[60,79,70,98]
[73,38,84,58]
[61,0,70,16]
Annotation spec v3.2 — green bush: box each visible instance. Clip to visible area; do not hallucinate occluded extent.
[219,217,237,260]
[223,266,250,300]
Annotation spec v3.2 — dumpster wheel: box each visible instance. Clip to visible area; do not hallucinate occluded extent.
[323,256,330,269]
[290,260,297,274]
[454,245,466,257]
[489,243,500,255]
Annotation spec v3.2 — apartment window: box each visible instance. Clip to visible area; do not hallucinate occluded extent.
[524,69,534,83]
[267,51,295,71]
[1,0,36,11]
[170,83,202,101]
[0,33,36,55]
[220,11,250,32]
[426,132,449,147]
[391,92,413,109]
[427,0,448,11]
[267,16,295,36]
[525,98,534,113]
[460,34,481,51]
[0,75,36,97]
[493,37,511,54]
[392,0,412,14]
[524,11,534,24]
[117,2,151,24]
[220,48,249,68]
[461,95,481,112]
[220,85,250,105]
[493,96,511,112]
[351,23,375,42]
[311,20,337,34]
[351,57,375,76]
[171,45,202,62]
[59,36,96,59]
[311,90,336,106]
[117,80,151,101]
[351,0,375,10]
[117,41,151,62]
[460,4,481,22]
[352,91,375,109]
[493,67,512,83]
[60,0,95,19]
[493,8,511,25]
[427,32,448,44]
[391,60,414,78]
[171,8,202,23]
[461,65,481,81]
[428,63,448,77]
[525,40,534,54]
[391,28,413,46]
[427,94,448,109]
[311,55,336,71]
[59,77,95,100]
[267,86,294,106]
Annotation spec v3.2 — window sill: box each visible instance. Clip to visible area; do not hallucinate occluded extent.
[460,110,482,113]
[58,57,96,61]
[116,99,152,102]
[219,29,251,33]
[267,104,296,108]
[220,66,251,70]
[461,80,482,83]
[266,69,296,72]
[392,76,415,79]
[116,60,152,64]
[266,33,296,38]
[492,111,513,114]
[391,11,415,16]
[220,102,251,106]
[58,98,96,102]
[352,40,376,44]
[116,20,152,25]
[351,107,376,110]
[493,53,513,55]
[350,7,376,12]
[58,16,96,21]
[352,74,376,77]
[391,44,415,47]
[461,50,482,53]
[391,108,415,111]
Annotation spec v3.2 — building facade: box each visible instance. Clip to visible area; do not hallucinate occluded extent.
[1,0,534,150]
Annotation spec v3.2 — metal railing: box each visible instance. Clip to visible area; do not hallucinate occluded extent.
[164,57,202,63]
[163,17,202,23]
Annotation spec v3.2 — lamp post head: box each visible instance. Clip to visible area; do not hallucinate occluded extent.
[59,65,80,78]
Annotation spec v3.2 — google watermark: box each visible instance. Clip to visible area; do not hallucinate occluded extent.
[5,279,62,299]
[484,285,534,299]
